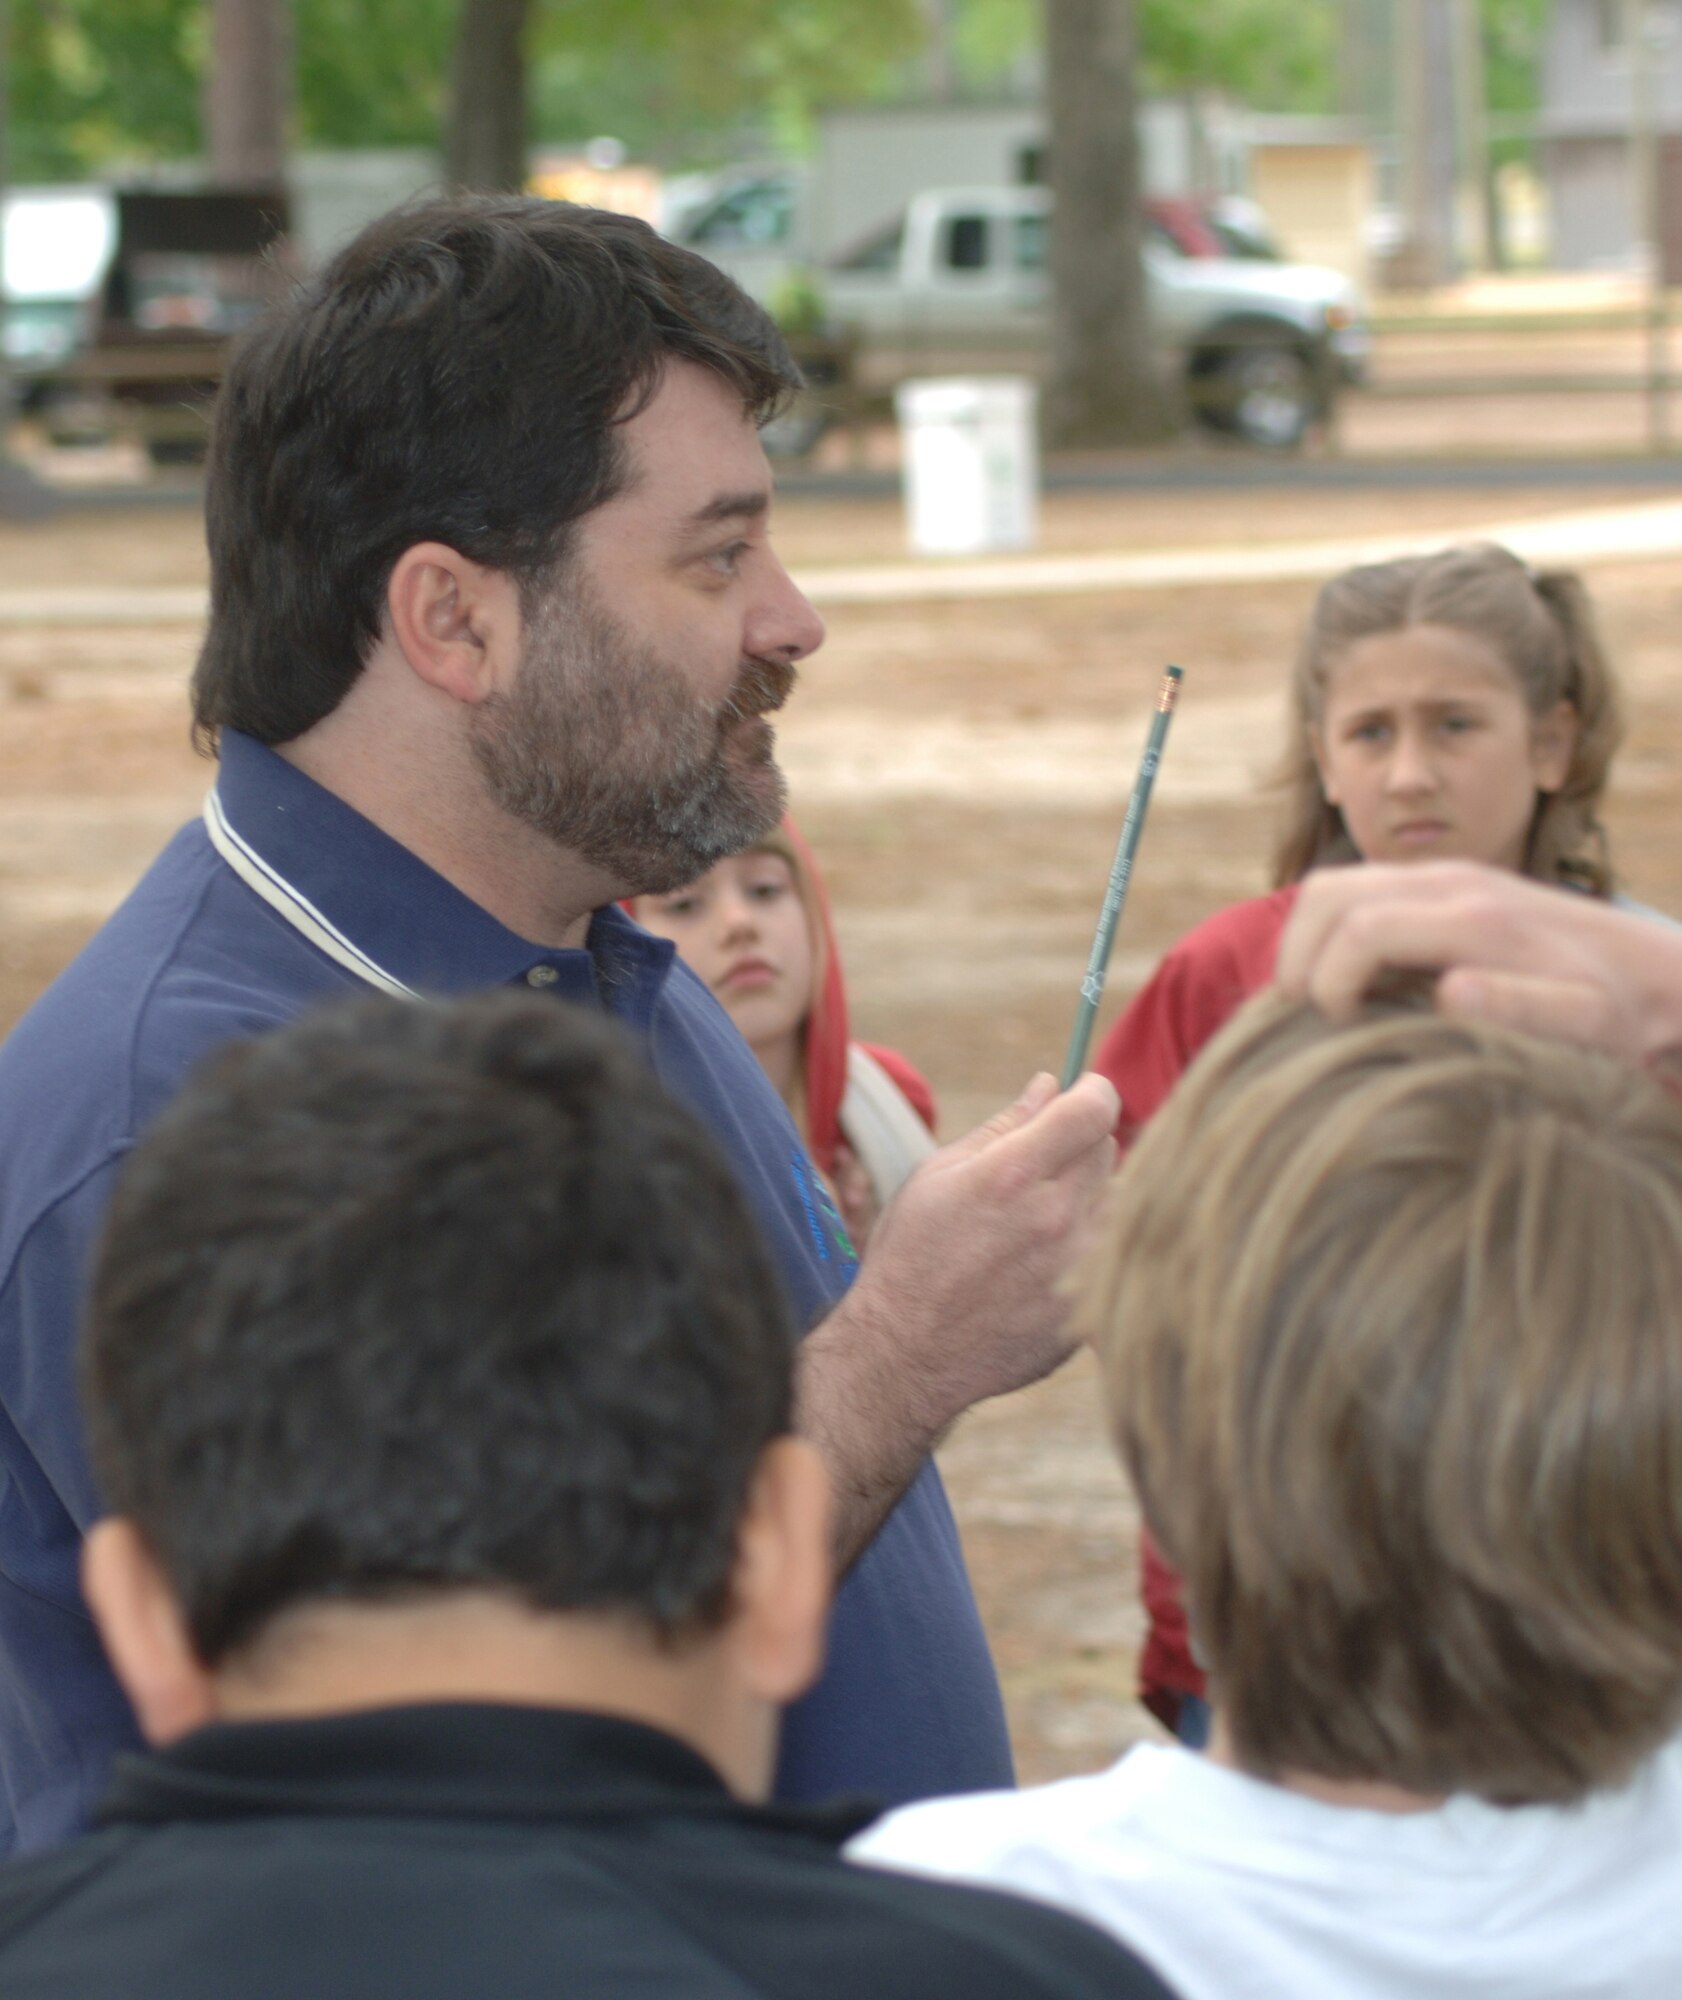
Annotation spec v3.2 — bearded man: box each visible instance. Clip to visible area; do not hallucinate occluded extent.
[0,198,1117,1853]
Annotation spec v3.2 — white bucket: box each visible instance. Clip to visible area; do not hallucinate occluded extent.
[894,375,1039,556]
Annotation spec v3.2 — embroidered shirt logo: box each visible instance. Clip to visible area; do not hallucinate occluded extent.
[790,1148,857,1268]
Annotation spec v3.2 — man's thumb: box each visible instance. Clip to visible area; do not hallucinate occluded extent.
[941,1071,1061,1161]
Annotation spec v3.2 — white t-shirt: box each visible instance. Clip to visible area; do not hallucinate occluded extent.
[848,1737,1682,2000]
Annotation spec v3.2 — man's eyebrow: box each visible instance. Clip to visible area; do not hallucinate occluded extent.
[685,489,771,529]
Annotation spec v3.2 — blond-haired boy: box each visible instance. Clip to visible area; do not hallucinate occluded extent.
[852,997,1682,1999]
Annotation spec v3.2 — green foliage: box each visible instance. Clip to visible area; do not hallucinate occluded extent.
[938,0,1551,135]
[528,0,925,158]
[1481,0,1550,169]
[529,45,751,163]
[293,0,454,147]
[947,0,1039,83]
[10,0,456,175]
[943,0,1339,113]
[1141,0,1338,112]
[8,0,923,180]
[767,264,826,333]
[1482,0,1548,118]
[10,0,204,180]
[3,0,1559,189]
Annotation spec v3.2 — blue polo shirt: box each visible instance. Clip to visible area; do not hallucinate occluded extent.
[0,731,1013,1854]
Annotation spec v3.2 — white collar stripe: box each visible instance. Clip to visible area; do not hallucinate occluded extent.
[202,786,418,999]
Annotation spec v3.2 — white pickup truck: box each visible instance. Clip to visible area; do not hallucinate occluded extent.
[814,186,1369,450]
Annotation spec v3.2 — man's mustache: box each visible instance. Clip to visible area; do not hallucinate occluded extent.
[723,654,797,722]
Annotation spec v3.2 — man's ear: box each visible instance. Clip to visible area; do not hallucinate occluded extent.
[385,541,522,707]
[725,1437,832,1707]
[82,1520,217,1746]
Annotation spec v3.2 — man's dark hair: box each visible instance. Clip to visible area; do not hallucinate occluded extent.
[81,991,795,1667]
[191,196,799,748]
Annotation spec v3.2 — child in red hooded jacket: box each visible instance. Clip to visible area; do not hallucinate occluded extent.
[635,817,935,1253]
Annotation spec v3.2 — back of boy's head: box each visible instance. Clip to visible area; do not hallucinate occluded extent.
[1078,994,1682,1804]
[81,990,793,1669]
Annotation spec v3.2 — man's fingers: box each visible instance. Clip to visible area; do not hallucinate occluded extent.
[1278,864,1653,1061]
[1065,1069,1122,1131]
[1288,900,1429,1020]
[938,1071,1067,1164]
[1274,866,1384,997]
[1274,861,1464,997]
[1288,897,1525,1024]
[984,1071,1119,1183]
[1016,1070,1061,1117]
[930,1071,1117,1194]
[1437,967,1637,1060]
[1278,861,1519,1013]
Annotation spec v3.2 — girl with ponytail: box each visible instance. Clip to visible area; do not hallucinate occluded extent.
[1094,542,1654,1746]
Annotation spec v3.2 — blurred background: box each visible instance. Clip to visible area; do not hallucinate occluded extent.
[5,0,1682,472]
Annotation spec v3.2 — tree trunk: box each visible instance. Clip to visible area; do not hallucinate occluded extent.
[203,0,291,188]
[447,0,531,194]
[1451,0,1491,270]
[922,0,958,101]
[1041,0,1176,448]
[1337,0,1384,123]
[1392,0,1456,284]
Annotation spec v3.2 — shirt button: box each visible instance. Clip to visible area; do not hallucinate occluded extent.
[525,965,559,988]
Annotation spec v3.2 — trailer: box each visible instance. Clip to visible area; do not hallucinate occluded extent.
[19,188,289,464]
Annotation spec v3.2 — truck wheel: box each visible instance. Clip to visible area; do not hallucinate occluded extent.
[145,436,210,468]
[39,387,114,449]
[1217,346,1318,451]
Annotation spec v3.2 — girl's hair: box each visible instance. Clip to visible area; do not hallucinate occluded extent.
[1272,543,1623,896]
[742,822,830,1151]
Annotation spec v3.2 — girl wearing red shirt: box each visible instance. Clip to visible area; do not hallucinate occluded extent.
[1095,542,1633,1740]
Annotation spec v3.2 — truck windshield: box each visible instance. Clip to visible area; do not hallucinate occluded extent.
[944,215,989,270]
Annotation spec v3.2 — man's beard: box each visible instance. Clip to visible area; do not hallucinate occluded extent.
[471,580,796,895]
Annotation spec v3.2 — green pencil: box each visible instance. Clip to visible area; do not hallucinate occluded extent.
[1060,665,1184,1090]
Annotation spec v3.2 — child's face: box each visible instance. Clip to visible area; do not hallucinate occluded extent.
[1311,623,1576,871]
[637,849,816,1056]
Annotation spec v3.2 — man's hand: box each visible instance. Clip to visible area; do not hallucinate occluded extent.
[798,1070,1119,1570]
[1277,861,1682,1064]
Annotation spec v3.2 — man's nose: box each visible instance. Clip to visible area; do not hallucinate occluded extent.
[750,556,825,665]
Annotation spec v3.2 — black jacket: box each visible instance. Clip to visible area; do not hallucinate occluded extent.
[0,1703,1180,1999]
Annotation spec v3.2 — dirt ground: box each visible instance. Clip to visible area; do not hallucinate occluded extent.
[3,481,1682,1782]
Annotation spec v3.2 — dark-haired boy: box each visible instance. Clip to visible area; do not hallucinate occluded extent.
[0,991,1172,2000]
[0,195,1117,1848]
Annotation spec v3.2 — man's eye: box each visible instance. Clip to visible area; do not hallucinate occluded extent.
[1440,712,1479,735]
[1348,721,1389,744]
[708,542,750,575]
